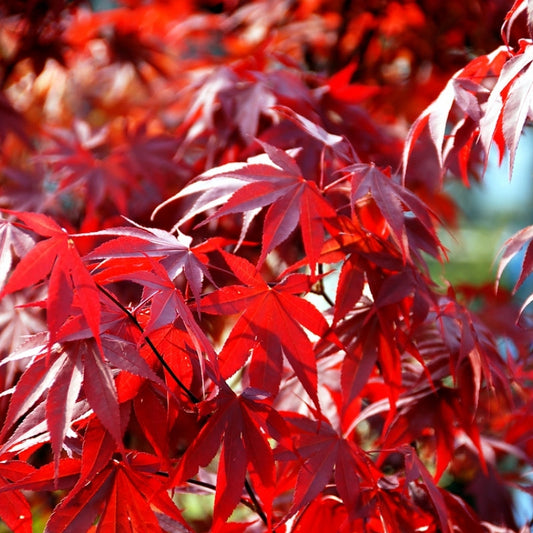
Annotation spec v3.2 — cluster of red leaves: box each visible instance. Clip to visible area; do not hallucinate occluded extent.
[1,1,533,532]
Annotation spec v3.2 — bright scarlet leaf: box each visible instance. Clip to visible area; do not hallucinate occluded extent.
[201,251,333,407]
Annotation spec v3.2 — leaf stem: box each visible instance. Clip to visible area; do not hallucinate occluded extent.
[97,284,200,404]
[317,263,335,307]
[244,477,268,526]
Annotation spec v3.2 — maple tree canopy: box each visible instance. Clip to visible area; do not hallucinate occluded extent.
[1,1,533,532]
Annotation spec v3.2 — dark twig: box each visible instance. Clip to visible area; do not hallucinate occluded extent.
[244,477,268,526]
[97,284,200,404]
[316,263,335,308]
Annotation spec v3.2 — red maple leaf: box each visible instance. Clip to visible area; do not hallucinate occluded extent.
[402,46,508,182]
[478,39,533,175]
[0,211,102,351]
[38,122,137,217]
[155,141,339,272]
[497,224,533,314]
[92,254,220,390]
[281,414,376,523]
[170,386,288,530]
[4,450,190,533]
[84,219,213,310]
[200,250,336,408]
[0,332,163,473]
[328,163,441,262]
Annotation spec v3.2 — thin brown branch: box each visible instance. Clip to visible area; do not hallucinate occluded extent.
[97,283,200,404]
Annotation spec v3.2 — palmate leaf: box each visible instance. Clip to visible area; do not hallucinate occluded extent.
[136,321,198,406]
[0,289,46,364]
[38,123,140,217]
[0,211,102,351]
[116,123,180,186]
[154,141,339,272]
[84,219,213,309]
[0,397,90,463]
[1,1,532,530]
[437,294,510,416]
[334,163,441,262]
[0,332,164,473]
[4,451,190,533]
[92,255,220,390]
[178,65,277,145]
[282,415,375,523]
[401,444,453,533]
[403,31,533,182]
[315,261,437,415]
[478,39,533,175]
[201,250,334,408]
[0,458,82,496]
[360,338,478,482]
[170,386,288,530]
[402,46,508,182]
[271,105,356,164]
[283,414,455,532]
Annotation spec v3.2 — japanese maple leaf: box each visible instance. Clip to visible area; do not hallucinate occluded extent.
[331,163,441,262]
[179,65,276,146]
[497,224,533,314]
[478,40,533,175]
[437,296,509,415]
[84,219,213,309]
[133,384,173,465]
[0,162,55,214]
[170,386,288,531]
[117,123,180,185]
[402,47,507,181]
[0,383,90,462]
[0,290,46,388]
[401,444,453,533]
[284,414,453,532]
[200,251,334,408]
[381,383,481,482]
[0,458,82,497]
[137,319,201,406]
[39,122,138,216]
[155,141,339,272]
[280,414,378,523]
[5,452,190,533]
[325,62,381,105]
[272,105,356,164]
[0,211,102,350]
[0,333,162,473]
